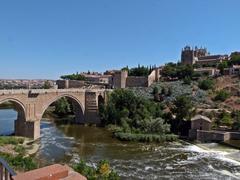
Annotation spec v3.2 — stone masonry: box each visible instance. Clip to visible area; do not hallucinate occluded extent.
[0,89,109,140]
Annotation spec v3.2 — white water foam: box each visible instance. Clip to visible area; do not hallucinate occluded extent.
[208,164,240,180]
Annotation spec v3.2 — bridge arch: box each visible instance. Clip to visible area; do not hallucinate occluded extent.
[0,98,26,122]
[0,98,26,136]
[39,94,85,124]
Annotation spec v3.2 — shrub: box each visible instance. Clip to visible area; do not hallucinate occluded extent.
[214,90,230,102]
[0,152,37,171]
[114,132,178,143]
[72,160,120,180]
[183,76,191,85]
[152,86,159,95]
[198,79,215,90]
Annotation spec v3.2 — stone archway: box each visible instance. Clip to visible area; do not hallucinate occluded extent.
[0,98,26,136]
[39,94,85,124]
[98,95,105,107]
[31,94,85,140]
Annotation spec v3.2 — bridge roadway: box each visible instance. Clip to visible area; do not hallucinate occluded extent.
[0,88,111,139]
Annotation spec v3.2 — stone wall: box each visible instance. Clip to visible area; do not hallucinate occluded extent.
[56,80,85,89]
[230,132,240,140]
[0,89,108,139]
[112,71,128,88]
[194,130,240,142]
[126,76,148,87]
[147,69,157,87]
[196,130,229,142]
[112,68,160,88]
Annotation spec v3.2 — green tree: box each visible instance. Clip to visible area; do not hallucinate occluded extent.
[54,97,71,116]
[229,53,240,65]
[60,73,86,81]
[43,80,52,89]
[219,111,233,127]
[162,63,177,78]
[171,95,193,121]
[218,61,228,75]
[99,89,169,135]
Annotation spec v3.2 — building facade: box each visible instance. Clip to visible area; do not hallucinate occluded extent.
[181,46,229,66]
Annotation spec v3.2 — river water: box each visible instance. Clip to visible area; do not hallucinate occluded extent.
[1,109,240,179]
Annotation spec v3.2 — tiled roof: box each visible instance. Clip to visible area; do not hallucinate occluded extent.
[191,115,211,122]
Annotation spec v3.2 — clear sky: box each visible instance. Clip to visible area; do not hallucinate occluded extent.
[0,0,239,79]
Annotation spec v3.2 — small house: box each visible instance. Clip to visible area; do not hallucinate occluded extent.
[189,115,212,140]
[191,115,211,131]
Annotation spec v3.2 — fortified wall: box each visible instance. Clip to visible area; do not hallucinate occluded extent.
[112,68,160,88]
[56,80,85,89]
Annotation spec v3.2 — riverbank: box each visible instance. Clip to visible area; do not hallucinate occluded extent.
[0,136,38,172]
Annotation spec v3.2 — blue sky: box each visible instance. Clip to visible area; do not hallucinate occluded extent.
[0,0,239,79]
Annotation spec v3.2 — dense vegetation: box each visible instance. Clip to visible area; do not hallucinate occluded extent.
[72,160,119,180]
[99,89,177,142]
[130,81,207,106]
[161,63,195,79]
[122,65,155,77]
[60,73,86,81]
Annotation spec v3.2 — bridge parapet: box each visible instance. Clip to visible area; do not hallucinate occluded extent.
[0,88,111,95]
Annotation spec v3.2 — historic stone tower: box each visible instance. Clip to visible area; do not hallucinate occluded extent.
[112,70,128,88]
[181,46,209,65]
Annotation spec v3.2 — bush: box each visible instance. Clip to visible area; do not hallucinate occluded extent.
[198,79,215,90]
[152,86,159,95]
[114,132,178,142]
[214,90,230,102]
[0,152,37,171]
[72,160,119,180]
[183,76,191,85]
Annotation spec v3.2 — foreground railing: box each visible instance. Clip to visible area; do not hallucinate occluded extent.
[0,158,16,180]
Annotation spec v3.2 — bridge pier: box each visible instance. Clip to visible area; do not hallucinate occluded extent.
[72,101,85,124]
[15,120,40,140]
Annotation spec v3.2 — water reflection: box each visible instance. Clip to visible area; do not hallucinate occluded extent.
[1,110,240,179]
[0,109,16,135]
[36,121,240,180]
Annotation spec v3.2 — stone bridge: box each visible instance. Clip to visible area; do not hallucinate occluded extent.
[0,89,110,139]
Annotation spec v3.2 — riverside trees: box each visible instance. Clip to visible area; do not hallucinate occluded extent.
[99,89,177,142]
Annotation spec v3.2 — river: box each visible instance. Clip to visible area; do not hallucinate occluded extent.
[1,109,240,179]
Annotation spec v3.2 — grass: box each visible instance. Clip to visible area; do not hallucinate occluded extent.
[0,136,24,145]
[14,145,26,155]
[0,152,37,171]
